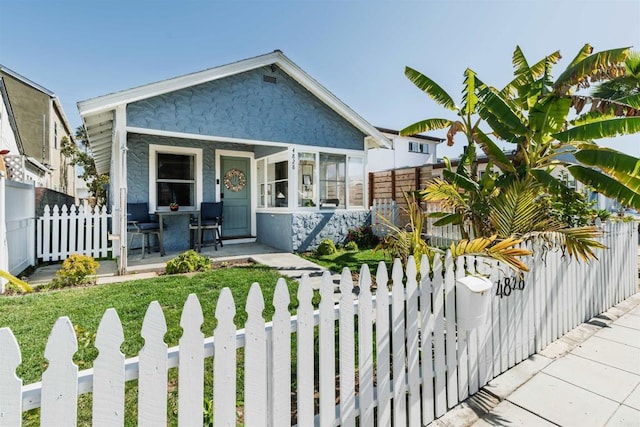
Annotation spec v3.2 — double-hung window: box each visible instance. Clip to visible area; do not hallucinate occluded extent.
[149,145,202,210]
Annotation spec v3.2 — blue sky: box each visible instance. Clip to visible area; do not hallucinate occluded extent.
[1,0,639,159]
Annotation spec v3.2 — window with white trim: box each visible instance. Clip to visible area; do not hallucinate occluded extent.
[319,153,345,208]
[149,145,202,210]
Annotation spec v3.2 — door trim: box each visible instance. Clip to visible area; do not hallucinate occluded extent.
[216,149,256,237]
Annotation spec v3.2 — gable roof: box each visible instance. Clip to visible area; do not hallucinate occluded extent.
[0,64,55,97]
[0,77,24,154]
[78,51,391,174]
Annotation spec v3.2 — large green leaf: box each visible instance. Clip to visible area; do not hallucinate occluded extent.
[473,129,515,172]
[400,118,452,136]
[616,93,640,109]
[477,80,530,135]
[567,43,594,68]
[443,169,479,192]
[568,165,640,208]
[554,47,630,93]
[529,96,572,134]
[554,117,640,142]
[501,49,561,98]
[530,168,572,195]
[433,212,463,227]
[462,68,478,117]
[405,66,457,111]
[574,147,640,192]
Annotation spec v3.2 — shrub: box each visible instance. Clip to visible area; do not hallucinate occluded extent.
[344,241,358,251]
[316,239,337,256]
[165,250,211,274]
[346,225,379,249]
[50,254,99,288]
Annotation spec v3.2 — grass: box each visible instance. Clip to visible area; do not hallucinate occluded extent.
[0,265,299,426]
[0,266,297,383]
[300,247,391,274]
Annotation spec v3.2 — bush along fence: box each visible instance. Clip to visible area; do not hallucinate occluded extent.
[37,204,112,262]
[0,221,637,425]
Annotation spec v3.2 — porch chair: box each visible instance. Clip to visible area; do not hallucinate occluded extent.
[127,203,163,258]
[190,202,223,251]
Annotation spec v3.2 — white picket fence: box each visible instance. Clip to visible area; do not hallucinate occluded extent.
[37,204,112,262]
[0,221,636,425]
[371,198,463,246]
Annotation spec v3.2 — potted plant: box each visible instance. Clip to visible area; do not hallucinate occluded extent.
[169,202,179,211]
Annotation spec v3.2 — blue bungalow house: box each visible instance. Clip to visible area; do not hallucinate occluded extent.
[77,50,390,272]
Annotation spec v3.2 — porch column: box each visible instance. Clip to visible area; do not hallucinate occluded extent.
[114,106,128,275]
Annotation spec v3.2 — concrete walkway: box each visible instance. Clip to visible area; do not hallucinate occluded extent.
[25,242,340,290]
[437,292,640,427]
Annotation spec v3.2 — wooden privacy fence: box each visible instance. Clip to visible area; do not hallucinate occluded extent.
[37,204,112,262]
[371,198,463,245]
[1,221,636,426]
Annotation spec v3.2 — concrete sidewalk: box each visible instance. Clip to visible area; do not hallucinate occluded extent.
[438,292,640,427]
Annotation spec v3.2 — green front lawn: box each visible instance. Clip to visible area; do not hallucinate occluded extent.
[0,265,298,385]
[301,248,391,274]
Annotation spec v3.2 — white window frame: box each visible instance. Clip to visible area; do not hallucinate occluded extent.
[148,144,203,211]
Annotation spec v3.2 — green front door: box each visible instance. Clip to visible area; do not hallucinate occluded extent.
[220,156,251,238]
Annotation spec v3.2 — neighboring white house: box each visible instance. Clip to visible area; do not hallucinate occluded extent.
[367,127,443,172]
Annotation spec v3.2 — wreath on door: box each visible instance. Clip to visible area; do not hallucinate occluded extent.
[223,168,247,192]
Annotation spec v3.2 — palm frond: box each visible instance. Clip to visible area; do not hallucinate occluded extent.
[568,165,640,209]
[473,129,516,172]
[462,68,478,117]
[524,226,605,262]
[0,270,33,293]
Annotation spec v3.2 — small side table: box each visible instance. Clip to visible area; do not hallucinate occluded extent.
[154,209,200,256]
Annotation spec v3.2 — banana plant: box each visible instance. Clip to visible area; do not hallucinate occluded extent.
[473,44,640,207]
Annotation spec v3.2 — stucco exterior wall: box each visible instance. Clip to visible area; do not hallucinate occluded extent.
[257,210,371,252]
[126,132,251,251]
[127,66,365,150]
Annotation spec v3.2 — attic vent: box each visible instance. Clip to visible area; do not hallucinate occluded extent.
[263,75,277,84]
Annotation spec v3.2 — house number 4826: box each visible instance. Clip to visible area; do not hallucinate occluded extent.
[495,276,525,298]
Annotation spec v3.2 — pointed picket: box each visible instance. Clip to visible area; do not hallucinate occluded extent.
[0,328,22,425]
[244,283,267,426]
[60,205,69,259]
[455,256,469,401]
[375,262,392,427]
[51,205,61,261]
[178,294,204,427]
[357,264,375,427]
[68,204,78,255]
[93,309,125,427]
[338,268,356,427]
[318,271,336,427]
[271,279,291,427]
[431,254,447,417]
[444,252,459,408]
[214,288,237,426]
[100,205,109,258]
[138,301,168,427]
[391,259,406,427]
[296,275,315,426]
[419,255,435,425]
[42,205,51,261]
[405,257,421,427]
[42,316,78,426]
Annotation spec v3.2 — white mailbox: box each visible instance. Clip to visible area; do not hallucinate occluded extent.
[456,275,493,330]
